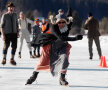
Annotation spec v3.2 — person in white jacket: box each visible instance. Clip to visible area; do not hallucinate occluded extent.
[18,11,34,58]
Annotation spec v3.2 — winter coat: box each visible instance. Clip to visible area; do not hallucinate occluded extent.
[84,17,100,38]
[35,22,82,76]
[31,25,41,47]
[0,12,18,34]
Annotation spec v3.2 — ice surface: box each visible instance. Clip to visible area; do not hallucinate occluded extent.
[0,36,108,90]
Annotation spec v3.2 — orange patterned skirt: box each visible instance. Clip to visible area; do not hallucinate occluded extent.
[35,43,72,71]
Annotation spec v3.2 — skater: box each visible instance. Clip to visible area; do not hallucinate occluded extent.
[84,12,102,59]
[25,14,83,86]
[0,2,19,65]
[31,18,41,57]
[18,11,34,58]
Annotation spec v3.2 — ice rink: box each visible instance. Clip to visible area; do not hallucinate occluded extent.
[0,36,108,90]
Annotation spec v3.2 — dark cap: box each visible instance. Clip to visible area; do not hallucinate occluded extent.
[58,9,64,13]
[6,2,15,8]
[88,12,93,17]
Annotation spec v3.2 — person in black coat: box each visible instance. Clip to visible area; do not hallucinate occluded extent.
[31,18,41,57]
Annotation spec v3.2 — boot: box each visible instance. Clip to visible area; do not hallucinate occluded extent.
[1,58,6,65]
[18,52,21,58]
[30,51,35,58]
[36,54,40,58]
[25,71,39,85]
[10,58,17,65]
[59,73,68,86]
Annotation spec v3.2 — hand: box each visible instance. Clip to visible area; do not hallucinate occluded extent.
[76,35,83,40]
[17,32,20,38]
[68,16,73,22]
[1,34,6,41]
[49,15,53,20]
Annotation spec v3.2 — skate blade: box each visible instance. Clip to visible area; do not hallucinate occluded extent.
[60,84,70,87]
[65,84,70,87]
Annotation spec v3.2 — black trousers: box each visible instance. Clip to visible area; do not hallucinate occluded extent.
[3,33,17,55]
[88,36,102,58]
[33,45,40,55]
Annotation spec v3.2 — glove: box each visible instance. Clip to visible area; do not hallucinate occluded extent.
[76,35,83,40]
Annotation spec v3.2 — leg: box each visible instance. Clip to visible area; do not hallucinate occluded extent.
[25,33,33,58]
[10,35,17,65]
[94,37,102,58]
[88,38,93,59]
[25,71,39,85]
[33,46,36,57]
[1,38,10,65]
[59,54,69,86]
[37,45,40,57]
[19,34,24,58]
[59,73,68,86]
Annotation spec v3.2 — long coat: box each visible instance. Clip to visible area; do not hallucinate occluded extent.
[35,23,79,76]
[84,17,100,38]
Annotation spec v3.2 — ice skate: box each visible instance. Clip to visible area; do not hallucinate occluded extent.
[18,55,21,58]
[10,59,17,65]
[30,55,35,58]
[18,52,21,58]
[1,59,6,65]
[59,73,69,86]
[25,71,39,85]
[59,77,69,86]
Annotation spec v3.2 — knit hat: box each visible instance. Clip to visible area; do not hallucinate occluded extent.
[56,14,67,24]
[6,2,15,8]
[34,18,40,24]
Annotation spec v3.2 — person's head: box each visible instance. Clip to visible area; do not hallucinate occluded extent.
[58,9,64,15]
[19,11,25,19]
[56,14,67,29]
[88,12,93,20]
[6,2,15,13]
[42,18,47,24]
[88,12,93,17]
[34,18,40,25]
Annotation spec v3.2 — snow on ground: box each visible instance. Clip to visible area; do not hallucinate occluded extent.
[0,35,108,90]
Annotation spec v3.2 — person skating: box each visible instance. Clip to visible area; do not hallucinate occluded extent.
[0,2,19,65]
[84,12,102,60]
[25,14,83,86]
[31,18,41,57]
[18,11,34,58]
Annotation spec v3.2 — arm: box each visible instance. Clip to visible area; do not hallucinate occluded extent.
[26,18,34,27]
[43,23,50,33]
[15,14,20,38]
[64,35,83,41]
[84,19,89,30]
[0,14,6,40]
[1,28,5,40]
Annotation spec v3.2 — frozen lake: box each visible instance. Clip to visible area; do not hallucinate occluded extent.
[0,36,108,90]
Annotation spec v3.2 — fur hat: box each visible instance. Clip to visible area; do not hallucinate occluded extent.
[6,2,15,8]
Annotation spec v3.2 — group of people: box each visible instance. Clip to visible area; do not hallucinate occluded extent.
[0,2,102,86]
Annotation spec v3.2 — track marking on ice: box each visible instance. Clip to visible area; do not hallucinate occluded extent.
[0,67,108,71]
